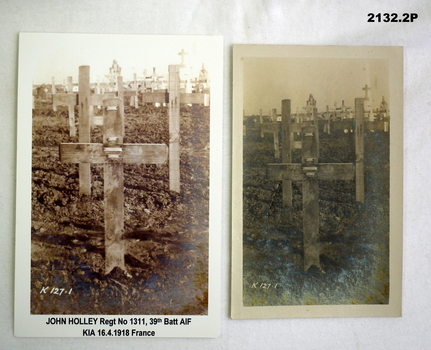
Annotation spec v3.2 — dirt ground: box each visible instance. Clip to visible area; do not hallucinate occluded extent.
[31,104,209,315]
[242,124,390,306]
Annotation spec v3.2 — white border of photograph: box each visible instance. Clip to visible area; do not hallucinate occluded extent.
[231,44,403,319]
[15,33,222,338]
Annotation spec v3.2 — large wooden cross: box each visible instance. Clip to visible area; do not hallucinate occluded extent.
[274,98,365,208]
[268,124,355,271]
[60,97,168,274]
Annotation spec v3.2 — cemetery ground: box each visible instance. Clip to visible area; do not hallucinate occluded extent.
[31,104,209,315]
[243,125,390,306]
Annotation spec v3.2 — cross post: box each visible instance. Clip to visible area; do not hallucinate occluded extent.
[131,73,139,108]
[355,98,365,203]
[281,99,292,207]
[66,77,76,137]
[169,65,181,192]
[79,65,91,196]
[52,76,77,137]
[261,122,280,159]
[271,108,277,122]
[60,97,168,274]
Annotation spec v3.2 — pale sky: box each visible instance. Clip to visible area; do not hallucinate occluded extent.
[25,34,216,85]
[243,57,389,115]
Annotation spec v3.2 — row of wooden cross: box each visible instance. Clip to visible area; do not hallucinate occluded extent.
[259,109,388,161]
[266,99,365,271]
[58,65,208,274]
[52,66,209,139]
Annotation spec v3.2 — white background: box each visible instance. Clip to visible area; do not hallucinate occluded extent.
[1,0,430,349]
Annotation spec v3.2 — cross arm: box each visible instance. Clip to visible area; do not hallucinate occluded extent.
[141,92,169,104]
[123,90,137,98]
[267,163,355,181]
[267,163,303,181]
[140,92,209,105]
[122,143,168,164]
[60,143,105,163]
[60,143,168,164]
[317,163,355,180]
[53,93,77,107]
[261,122,279,134]
[291,123,302,133]
[89,93,117,106]
[180,93,209,105]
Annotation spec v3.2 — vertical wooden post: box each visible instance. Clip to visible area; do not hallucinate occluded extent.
[133,73,139,108]
[117,75,124,100]
[103,98,125,273]
[274,129,280,159]
[327,106,331,135]
[313,107,319,158]
[169,65,181,192]
[303,177,320,270]
[79,66,91,195]
[281,99,292,207]
[67,76,73,93]
[117,75,124,136]
[355,98,365,203]
[67,76,76,137]
[95,82,101,110]
[259,109,263,124]
[301,125,320,270]
[51,77,57,111]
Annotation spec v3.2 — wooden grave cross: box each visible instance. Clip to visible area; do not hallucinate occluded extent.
[362,84,371,100]
[60,97,168,274]
[260,122,280,159]
[267,124,355,271]
[274,98,365,208]
[52,76,77,137]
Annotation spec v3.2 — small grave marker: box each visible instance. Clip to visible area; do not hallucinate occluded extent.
[362,84,371,100]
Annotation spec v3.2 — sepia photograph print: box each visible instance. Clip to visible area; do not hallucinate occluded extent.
[232,45,403,319]
[15,33,222,337]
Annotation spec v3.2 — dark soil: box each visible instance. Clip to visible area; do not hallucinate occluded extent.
[31,104,209,315]
[243,126,390,306]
